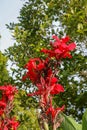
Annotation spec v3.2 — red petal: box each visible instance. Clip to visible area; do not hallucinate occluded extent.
[55,49,62,54]
[51,84,64,95]
[51,77,58,84]
[61,36,70,43]
[68,43,76,51]
[52,35,60,41]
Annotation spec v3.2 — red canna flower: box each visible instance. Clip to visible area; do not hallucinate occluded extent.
[22,58,45,83]
[51,84,64,95]
[0,85,19,130]
[41,35,76,59]
[61,36,70,43]
[0,85,17,101]
[25,58,45,71]
[22,35,76,129]
[7,118,19,130]
[23,70,38,83]
[0,118,19,130]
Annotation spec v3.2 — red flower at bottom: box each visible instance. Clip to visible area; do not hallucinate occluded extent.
[7,118,19,130]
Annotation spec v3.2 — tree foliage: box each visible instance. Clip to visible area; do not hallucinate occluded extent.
[13,90,40,130]
[5,0,87,124]
[0,51,9,85]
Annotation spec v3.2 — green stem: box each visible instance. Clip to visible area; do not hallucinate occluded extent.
[44,121,49,130]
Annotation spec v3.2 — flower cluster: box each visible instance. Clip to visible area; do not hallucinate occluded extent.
[23,35,76,129]
[0,85,19,130]
[41,35,76,59]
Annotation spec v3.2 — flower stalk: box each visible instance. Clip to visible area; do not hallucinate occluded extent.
[23,35,76,130]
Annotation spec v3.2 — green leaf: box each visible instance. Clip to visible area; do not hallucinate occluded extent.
[61,114,75,130]
[69,117,82,130]
[82,109,87,130]
[61,114,82,130]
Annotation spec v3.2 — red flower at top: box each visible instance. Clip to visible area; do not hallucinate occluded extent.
[41,35,76,59]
